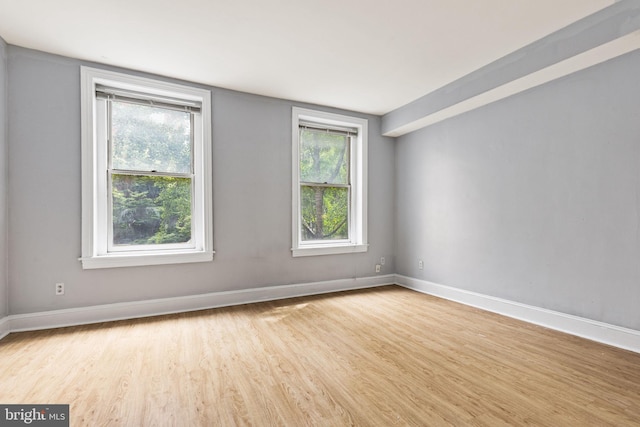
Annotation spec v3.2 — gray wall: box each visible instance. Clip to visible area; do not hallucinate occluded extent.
[396,50,640,330]
[0,38,7,318]
[7,46,395,315]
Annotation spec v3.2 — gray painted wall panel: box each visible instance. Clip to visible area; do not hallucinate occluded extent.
[396,50,640,330]
[7,46,395,315]
[0,38,7,318]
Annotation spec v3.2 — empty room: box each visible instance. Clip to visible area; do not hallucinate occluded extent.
[1,0,640,425]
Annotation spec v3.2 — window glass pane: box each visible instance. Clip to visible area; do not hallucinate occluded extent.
[112,174,192,245]
[301,185,348,241]
[111,102,191,174]
[299,129,349,184]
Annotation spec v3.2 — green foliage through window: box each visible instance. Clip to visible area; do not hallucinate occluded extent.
[112,102,191,173]
[299,128,350,241]
[112,175,192,245]
[110,101,193,247]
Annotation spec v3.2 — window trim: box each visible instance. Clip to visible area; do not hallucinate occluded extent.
[291,107,368,257]
[80,66,213,269]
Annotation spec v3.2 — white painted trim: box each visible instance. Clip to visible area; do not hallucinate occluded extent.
[395,275,640,354]
[291,107,368,257]
[80,66,214,269]
[6,274,637,356]
[292,244,368,257]
[5,275,394,334]
[0,316,9,340]
[79,250,214,269]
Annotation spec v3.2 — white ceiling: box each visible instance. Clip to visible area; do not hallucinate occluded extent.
[0,0,614,115]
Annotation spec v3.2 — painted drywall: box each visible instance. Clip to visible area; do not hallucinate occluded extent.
[0,37,7,318]
[7,46,396,315]
[395,49,640,330]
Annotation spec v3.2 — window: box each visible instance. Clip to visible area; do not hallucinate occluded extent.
[292,107,367,257]
[80,67,213,269]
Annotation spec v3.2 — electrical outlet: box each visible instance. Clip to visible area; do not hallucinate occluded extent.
[375,264,381,273]
[55,283,65,295]
[418,260,424,270]
[380,257,385,265]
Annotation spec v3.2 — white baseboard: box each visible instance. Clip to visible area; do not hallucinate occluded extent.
[6,275,395,334]
[395,275,640,354]
[0,316,9,341]
[5,273,639,355]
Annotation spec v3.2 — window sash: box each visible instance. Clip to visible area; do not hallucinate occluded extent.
[291,107,368,257]
[299,184,351,243]
[298,128,352,186]
[101,95,197,252]
[298,126,353,243]
[107,172,195,252]
[106,99,195,175]
[299,182,350,188]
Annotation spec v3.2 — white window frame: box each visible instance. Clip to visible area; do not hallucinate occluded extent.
[80,67,213,269]
[292,107,368,257]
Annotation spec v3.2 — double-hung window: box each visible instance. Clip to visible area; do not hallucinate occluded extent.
[292,107,368,256]
[80,67,213,269]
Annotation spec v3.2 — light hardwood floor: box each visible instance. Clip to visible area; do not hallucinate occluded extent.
[1,286,639,426]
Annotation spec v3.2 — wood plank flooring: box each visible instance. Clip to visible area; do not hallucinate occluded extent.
[1,285,639,426]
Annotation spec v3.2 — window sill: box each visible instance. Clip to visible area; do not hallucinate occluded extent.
[292,244,368,257]
[79,250,215,269]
